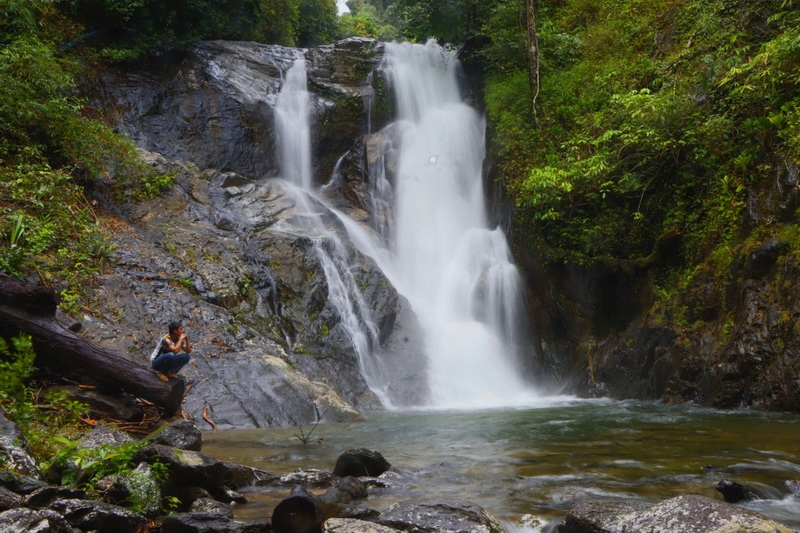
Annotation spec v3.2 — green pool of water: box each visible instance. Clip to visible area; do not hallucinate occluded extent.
[201,398,800,531]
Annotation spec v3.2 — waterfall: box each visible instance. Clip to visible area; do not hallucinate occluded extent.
[274,58,395,406]
[375,41,537,408]
[274,43,538,410]
[275,59,313,190]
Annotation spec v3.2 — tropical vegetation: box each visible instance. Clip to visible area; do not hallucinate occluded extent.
[1,0,799,485]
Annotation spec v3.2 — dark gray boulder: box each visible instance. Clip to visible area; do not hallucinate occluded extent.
[160,512,270,533]
[333,448,392,478]
[77,424,134,449]
[189,497,234,518]
[715,479,762,503]
[0,507,78,533]
[0,471,47,495]
[148,419,203,451]
[0,409,41,479]
[558,498,650,533]
[323,518,401,532]
[278,469,339,488]
[376,497,504,533]
[48,498,147,533]
[0,487,22,512]
[24,487,87,509]
[134,444,230,490]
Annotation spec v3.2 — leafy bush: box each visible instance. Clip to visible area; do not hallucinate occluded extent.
[0,334,89,463]
[0,5,174,297]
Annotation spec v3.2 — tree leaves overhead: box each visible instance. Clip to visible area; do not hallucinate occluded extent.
[60,0,339,54]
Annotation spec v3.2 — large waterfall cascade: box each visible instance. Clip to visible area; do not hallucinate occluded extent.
[274,43,539,409]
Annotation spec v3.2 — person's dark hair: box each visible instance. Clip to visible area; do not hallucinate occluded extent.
[168,321,182,334]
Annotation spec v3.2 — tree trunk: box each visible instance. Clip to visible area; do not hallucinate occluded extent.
[524,0,540,113]
[272,485,353,533]
[0,274,184,416]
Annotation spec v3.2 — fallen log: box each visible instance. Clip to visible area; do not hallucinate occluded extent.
[0,274,184,416]
[272,486,331,533]
[272,480,371,533]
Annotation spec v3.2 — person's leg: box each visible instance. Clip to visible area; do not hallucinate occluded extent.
[152,353,176,381]
[165,352,190,377]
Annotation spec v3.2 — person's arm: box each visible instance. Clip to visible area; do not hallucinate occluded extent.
[164,335,185,354]
[182,334,192,353]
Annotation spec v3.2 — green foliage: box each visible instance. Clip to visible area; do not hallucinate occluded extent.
[0,334,36,402]
[47,437,147,487]
[45,435,174,515]
[342,0,488,43]
[298,0,340,46]
[0,4,174,299]
[484,0,800,278]
[0,334,89,463]
[58,0,341,55]
[339,1,400,40]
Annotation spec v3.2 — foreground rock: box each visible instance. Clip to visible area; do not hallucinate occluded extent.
[0,422,274,532]
[560,495,795,533]
[0,410,41,479]
[376,498,504,533]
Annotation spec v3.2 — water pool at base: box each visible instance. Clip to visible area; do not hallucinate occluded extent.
[201,398,800,531]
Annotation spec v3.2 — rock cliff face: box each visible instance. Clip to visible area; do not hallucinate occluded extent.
[520,155,800,412]
[79,38,418,429]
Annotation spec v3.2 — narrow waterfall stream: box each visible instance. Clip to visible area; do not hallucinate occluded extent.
[273,58,391,404]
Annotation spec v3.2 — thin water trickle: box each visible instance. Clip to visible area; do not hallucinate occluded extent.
[274,59,402,406]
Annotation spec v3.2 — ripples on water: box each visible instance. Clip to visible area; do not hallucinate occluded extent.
[202,399,800,531]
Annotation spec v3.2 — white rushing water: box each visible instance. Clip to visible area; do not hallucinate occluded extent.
[275,59,313,191]
[376,41,536,408]
[274,43,538,409]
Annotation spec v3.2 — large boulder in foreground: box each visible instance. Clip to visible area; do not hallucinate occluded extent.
[376,498,504,533]
[560,495,795,533]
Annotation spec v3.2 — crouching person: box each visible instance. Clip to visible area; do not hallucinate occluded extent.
[150,320,192,381]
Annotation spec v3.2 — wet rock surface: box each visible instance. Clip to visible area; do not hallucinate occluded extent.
[559,495,796,533]
[525,160,800,413]
[0,410,42,479]
[74,37,429,428]
[376,497,505,533]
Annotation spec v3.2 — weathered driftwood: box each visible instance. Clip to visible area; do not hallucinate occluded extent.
[0,274,184,416]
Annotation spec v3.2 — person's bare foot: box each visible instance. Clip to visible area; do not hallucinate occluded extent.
[156,372,169,382]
